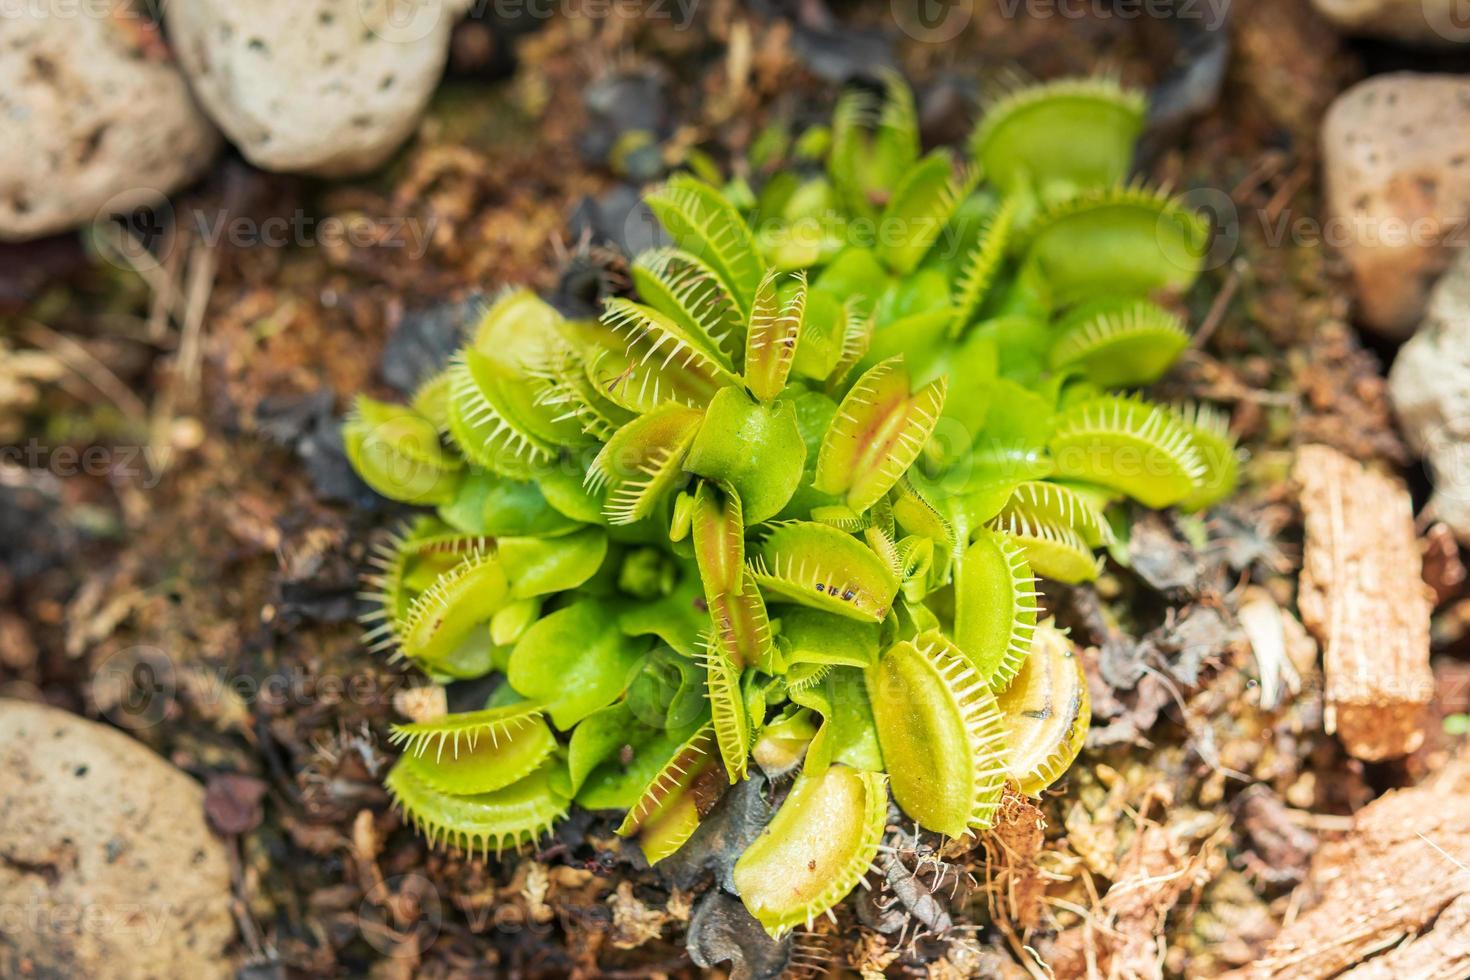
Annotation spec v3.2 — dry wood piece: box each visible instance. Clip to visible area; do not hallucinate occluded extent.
[1337,893,1470,980]
[1249,750,1470,979]
[1293,444,1433,760]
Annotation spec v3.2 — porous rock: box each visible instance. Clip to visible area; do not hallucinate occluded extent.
[1312,0,1469,46]
[0,699,235,979]
[1321,73,1470,337]
[1390,246,1470,542]
[0,4,219,241]
[165,0,471,176]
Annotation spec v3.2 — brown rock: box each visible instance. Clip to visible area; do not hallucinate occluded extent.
[204,772,269,836]
[0,699,235,979]
[1321,73,1470,337]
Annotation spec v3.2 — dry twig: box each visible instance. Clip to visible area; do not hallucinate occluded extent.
[1293,444,1433,760]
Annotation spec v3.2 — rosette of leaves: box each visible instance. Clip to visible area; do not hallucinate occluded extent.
[343,72,1239,937]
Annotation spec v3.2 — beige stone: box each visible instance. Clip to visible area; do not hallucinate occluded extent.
[1321,73,1470,337]
[1389,246,1470,542]
[165,0,470,176]
[0,699,235,979]
[0,4,219,241]
[1312,0,1470,45]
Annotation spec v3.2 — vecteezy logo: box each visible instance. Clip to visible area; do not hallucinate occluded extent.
[1423,0,1470,42]
[91,645,177,730]
[359,874,443,957]
[1420,416,1470,509]
[89,187,175,273]
[1159,185,1238,274]
[892,0,973,42]
[357,0,444,44]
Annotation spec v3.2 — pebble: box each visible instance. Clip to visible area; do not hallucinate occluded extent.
[0,699,235,979]
[164,0,470,176]
[0,6,218,241]
[1312,0,1469,46]
[1389,246,1470,542]
[1321,72,1470,337]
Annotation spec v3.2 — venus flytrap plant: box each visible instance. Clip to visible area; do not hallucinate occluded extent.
[749,521,900,623]
[996,621,1091,797]
[1017,184,1210,309]
[389,704,557,795]
[445,291,594,478]
[952,529,1040,691]
[731,763,889,934]
[1048,298,1190,388]
[358,518,492,658]
[949,195,1019,339]
[815,358,948,514]
[869,631,1011,837]
[384,705,571,856]
[386,756,570,857]
[586,401,705,525]
[615,724,726,864]
[1172,400,1240,512]
[1048,394,1208,509]
[970,76,1146,204]
[341,71,1243,939]
[828,69,921,222]
[365,532,507,679]
[344,396,463,506]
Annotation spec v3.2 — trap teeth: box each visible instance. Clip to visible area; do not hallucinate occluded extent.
[330,67,1253,939]
[588,403,704,525]
[815,358,947,514]
[1048,297,1189,388]
[732,764,888,937]
[616,725,726,865]
[996,622,1089,796]
[868,632,1010,838]
[390,704,556,795]
[744,269,806,402]
[386,756,569,859]
[748,521,899,624]
[954,529,1039,691]
[632,247,746,367]
[971,75,1146,198]
[1020,182,1209,302]
[1170,401,1240,512]
[1048,394,1206,509]
[951,195,1019,338]
[644,175,766,318]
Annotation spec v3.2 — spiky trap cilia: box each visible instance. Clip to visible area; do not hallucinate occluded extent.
[344,73,1236,937]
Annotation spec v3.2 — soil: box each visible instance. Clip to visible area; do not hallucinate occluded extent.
[2,1,1465,977]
